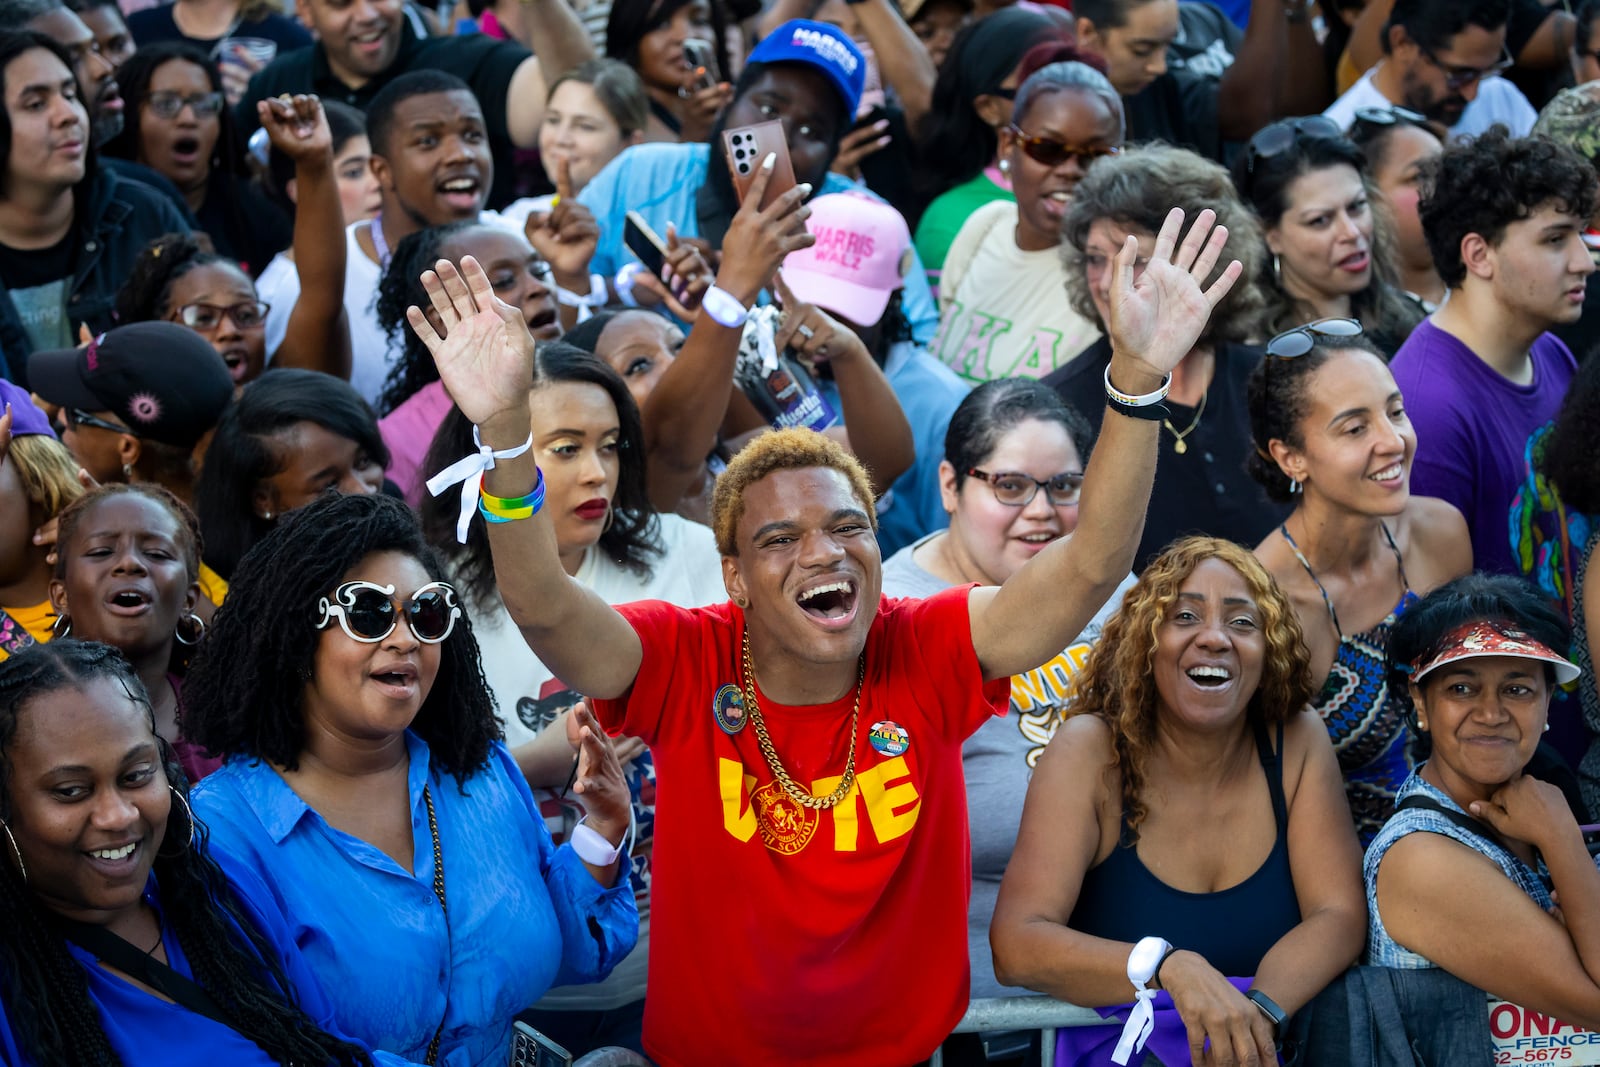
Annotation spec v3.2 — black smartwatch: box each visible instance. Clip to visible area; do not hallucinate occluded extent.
[1245,988,1290,1048]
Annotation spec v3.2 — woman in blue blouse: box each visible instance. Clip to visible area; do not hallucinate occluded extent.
[185,492,638,1067]
[0,640,404,1067]
[1366,574,1600,1029]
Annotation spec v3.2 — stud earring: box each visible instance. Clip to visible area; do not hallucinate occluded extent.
[122,463,134,480]
[2,821,26,884]
[998,158,1010,175]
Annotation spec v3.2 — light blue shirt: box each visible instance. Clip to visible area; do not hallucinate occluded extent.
[817,339,971,556]
[578,141,941,345]
[192,733,637,1067]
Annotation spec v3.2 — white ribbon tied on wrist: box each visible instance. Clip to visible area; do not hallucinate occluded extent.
[1112,987,1157,1065]
[426,425,534,544]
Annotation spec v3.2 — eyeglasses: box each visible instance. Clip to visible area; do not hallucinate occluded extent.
[1420,44,1513,92]
[1243,115,1343,175]
[173,301,270,331]
[966,467,1084,507]
[1351,105,1427,128]
[315,581,462,644]
[1007,125,1121,169]
[1265,317,1364,360]
[145,90,225,119]
[66,408,130,434]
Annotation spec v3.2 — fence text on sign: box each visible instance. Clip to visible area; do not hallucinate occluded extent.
[1491,998,1600,1064]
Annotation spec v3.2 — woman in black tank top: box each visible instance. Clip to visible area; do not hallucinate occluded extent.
[991,537,1366,1065]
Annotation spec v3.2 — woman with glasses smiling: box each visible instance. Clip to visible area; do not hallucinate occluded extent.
[881,378,1137,1035]
[104,42,290,277]
[1247,317,1471,845]
[185,491,638,1065]
[932,56,1121,386]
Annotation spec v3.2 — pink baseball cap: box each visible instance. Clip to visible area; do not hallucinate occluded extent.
[782,191,914,327]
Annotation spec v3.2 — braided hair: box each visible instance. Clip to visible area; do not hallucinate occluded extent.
[0,640,373,1067]
[183,493,500,786]
[113,231,246,325]
[373,220,477,417]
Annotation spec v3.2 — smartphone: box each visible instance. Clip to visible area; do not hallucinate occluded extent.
[721,120,797,211]
[509,1022,572,1067]
[623,210,669,281]
[683,37,718,92]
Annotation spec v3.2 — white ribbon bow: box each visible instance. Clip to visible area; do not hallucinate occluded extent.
[426,426,534,544]
[1112,987,1157,1066]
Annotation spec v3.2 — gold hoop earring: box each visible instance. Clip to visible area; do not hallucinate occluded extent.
[50,614,72,639]
[159,787,196,857]
[174,613,206,647]
[2,821,26,884]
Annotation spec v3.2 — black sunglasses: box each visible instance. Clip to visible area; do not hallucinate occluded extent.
[1351,105,1427,128]
[66,408,130,435]
[1420,44,1513,93]
[1007,125,1121,169]
[1265,317,1364,360]
[1244,115,1344,176]
[315,581,462,644]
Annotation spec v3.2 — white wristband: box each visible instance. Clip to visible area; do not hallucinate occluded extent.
[1103,365,1172,407]
[701,285,750,329]
[570,817,623,866]
[614,262,644,307]
[424,425,534,544]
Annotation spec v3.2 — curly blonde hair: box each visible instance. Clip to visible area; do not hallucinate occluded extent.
[1067,536,1313,841]
[710,429,877,556]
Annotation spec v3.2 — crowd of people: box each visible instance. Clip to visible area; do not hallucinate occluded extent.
[3,0,1600,1063]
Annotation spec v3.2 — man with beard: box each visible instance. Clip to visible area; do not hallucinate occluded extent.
[1323,0,1535,141]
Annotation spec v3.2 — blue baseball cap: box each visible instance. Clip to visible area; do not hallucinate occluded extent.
[748,20,866,118]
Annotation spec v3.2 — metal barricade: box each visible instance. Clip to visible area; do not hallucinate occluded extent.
[928,996,1106,1067]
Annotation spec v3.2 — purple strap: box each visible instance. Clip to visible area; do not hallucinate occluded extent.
[1057,977,1279,1066]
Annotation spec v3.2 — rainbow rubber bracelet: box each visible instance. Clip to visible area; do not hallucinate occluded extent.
[477,501,523,524]
[479,468,545,521]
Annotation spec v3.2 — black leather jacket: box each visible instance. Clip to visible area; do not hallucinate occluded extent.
[0,167,191,384]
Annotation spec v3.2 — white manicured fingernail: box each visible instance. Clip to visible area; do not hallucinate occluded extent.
[762,152,776,170]
[797,182,813,196]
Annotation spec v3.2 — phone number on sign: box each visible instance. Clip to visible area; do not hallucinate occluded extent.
[1498,1050,1580,1063]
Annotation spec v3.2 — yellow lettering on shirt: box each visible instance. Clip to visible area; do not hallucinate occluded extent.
[846,756,921,847]
[719,757,758,842]
[816,774,862,850]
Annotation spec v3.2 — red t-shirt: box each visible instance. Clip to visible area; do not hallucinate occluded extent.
[593,587,1009,1067]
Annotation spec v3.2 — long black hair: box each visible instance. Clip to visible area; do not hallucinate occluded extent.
[0,640,372,1067]
[605,0,732,95]
[103,42,245,181]
[373,220,477,417]
[192,369,390,580]
[419,342,661,613]
[183,493,500,785]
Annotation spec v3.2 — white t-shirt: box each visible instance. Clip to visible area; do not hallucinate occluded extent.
[931,200,1101,386]
[256,212,519,408]
[470,512,725,748]
[1324,65,1536,141]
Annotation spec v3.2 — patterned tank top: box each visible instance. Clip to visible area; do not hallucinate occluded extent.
[1281,521,1422,846]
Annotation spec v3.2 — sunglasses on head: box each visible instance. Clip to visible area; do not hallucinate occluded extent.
[315,581,461,644]
[1351,105,1427,128]
[1008,125,1121,169]
[1265,317,1363,360]
[1244,115,1344,175]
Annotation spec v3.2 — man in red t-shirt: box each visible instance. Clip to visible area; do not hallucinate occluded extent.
[411,199,1243,1066]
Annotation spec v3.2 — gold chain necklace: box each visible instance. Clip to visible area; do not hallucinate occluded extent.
[740,629,864,810]
[1163,387,1209,455]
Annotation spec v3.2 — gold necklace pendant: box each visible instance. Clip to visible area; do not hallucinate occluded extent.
[1162,388,1208,456]
[1172,438,1188,455]
[740,629,865,810]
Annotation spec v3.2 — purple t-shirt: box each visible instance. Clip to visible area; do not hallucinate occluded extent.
[1390,319,1576,578]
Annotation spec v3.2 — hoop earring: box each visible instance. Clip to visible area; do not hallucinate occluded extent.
[1,821,25,884]
[174,613,206,647]
[159,787,196,857]
[1289,478,1302,495]
[50,614,72,639]
[1272,254,1283,287]
[122,463,133,481]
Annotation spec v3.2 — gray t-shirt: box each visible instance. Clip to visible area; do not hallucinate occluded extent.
[881,534,1136,998]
